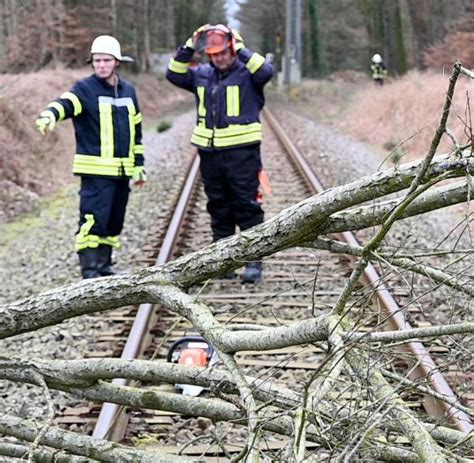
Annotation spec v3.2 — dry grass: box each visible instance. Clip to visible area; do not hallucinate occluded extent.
[339,70,473,163]
[2,65,472,197]
[286,69,473,167]
[273,72,367,123]
[0,69,81,194]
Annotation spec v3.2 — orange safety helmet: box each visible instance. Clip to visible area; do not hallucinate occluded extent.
[201,24,235,55]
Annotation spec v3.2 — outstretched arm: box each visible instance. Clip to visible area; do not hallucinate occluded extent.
[35,86,83,135]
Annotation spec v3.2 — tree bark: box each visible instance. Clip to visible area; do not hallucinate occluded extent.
[1,66,473,460]
[1,151,472,339]
[0,415,190,462]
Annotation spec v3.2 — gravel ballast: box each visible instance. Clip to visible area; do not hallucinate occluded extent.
[0,102,471,454]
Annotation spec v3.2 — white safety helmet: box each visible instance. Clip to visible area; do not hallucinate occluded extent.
[90,35,133,62]
[372,53,382,64]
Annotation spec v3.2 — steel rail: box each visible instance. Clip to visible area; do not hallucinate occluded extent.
[92,153,200,441]
[92,107,471,444]
[262,107,472,433]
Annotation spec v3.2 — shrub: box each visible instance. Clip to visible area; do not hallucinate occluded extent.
[156,120,172,133]
[389,147,404,166]
[423,15,474,69]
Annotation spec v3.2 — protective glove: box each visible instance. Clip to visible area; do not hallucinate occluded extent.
[132,166,147,186]
[35,112,56,135]
[185,24,209,49]
[232,29,245,52]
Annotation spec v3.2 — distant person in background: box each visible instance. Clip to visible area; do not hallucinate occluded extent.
[370,53,388,85]
[166,24,273,283]
[265,52,275,65]
[35,35,146,279]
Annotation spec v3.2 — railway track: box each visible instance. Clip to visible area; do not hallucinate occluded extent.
[56,109,473,460]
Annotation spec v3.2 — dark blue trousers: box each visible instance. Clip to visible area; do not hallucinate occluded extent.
[76,176,130,250]
[198,145,264,241]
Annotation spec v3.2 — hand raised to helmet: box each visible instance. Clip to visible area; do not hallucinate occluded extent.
[185,24,210,49]
[232,29,245,51]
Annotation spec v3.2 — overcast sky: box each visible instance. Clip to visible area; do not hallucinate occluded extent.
[226,0,240,29]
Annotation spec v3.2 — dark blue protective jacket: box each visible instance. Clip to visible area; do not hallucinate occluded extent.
[39,74,143,177]
[166,46,273,150]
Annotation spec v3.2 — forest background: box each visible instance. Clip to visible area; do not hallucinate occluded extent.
[0,0,474,215]
[1,0,474,75]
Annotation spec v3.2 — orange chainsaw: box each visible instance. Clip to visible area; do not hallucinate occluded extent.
[167,335,216,396]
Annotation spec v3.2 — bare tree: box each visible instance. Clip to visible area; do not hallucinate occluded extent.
[0,64,473,462]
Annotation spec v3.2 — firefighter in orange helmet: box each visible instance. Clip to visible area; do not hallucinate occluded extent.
[167,25,273,283]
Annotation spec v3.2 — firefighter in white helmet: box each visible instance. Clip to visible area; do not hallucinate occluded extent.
[35,35,146,279]
[370,53,388,85]
[89,35,134,62]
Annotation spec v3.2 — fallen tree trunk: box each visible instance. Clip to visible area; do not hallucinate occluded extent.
[0,63,472,462]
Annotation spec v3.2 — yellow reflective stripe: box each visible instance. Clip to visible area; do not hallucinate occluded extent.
[121,160,135,168]
[127,102,136,158]
[190,123,263,148]
[213,123,262,147]
[73,154,134,176]
[40,109,56,120]
[80,214,95,235]
[75,237,100,251]
[193,123,261,138]
[106,101,115,158]
[214,133,262,147]
[226,86,240,117]
[193,125,213,138]
[197,86,206,116]
[134,113,143,124]
[245,53,266,74]
[73,165,120,176]
[74,154,123,166]
[99,101,114,158]
[75,214,99,251]
[98,236,121,248]
[47,102,65,120]
[191,133,211,147]
[214,122,262,137]
[168,58,189,74]
[73,155,121,176]
[134,145,144,154]
[60,91,82,116]
[191,123,213,146]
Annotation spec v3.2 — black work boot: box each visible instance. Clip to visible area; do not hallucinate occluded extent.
[241,261,262,284]
[78,248,100,279]
[97,244,116,276]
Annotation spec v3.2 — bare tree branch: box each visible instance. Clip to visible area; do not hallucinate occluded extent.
[308,237,474,296]
[349,322,474,343]
[0,415,191,463]
[0,442,95,463]
[1,152,473,340]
